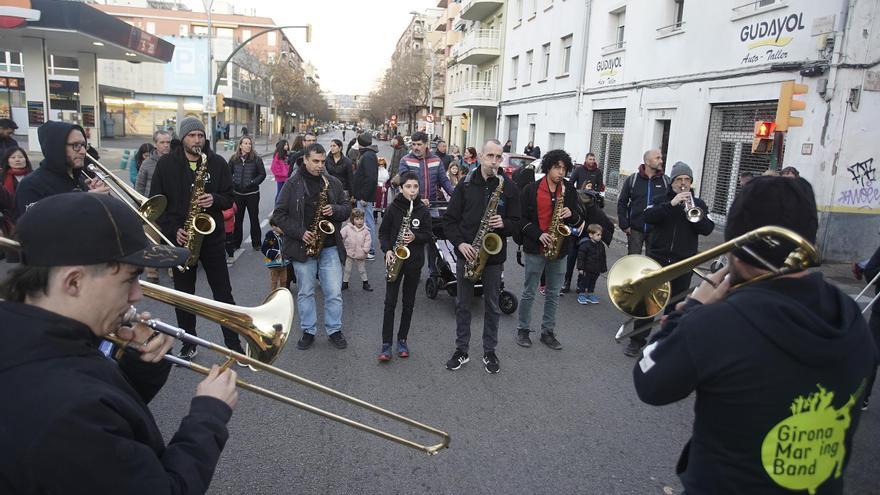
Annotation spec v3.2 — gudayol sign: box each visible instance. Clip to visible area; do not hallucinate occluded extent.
[738,12,806,66]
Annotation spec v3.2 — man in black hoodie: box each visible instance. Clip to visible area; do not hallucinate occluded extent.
[633,176,876,494]
[14,120,108,219]
[352,132,379,260]
[0,192,238,494]
[623,161,714,357]
[443,139,520,374]
[149,116,242,360]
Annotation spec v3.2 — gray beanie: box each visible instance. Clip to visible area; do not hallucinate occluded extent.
[670,161,693,181]
[357,132,372,147]
[178,117,205,139]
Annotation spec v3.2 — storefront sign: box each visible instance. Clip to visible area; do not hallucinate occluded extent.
[27,100,44,126]
[738,12,806,66]
[595,55,624,86]
[81,105,95,127]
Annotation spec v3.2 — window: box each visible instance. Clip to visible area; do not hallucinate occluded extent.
[529,0,537,16]
[541,43,550,80]
[525,50,534,82]
[528,123,536,143]
[510,55,519,87]
[242,29,251,41]
[267,32,277,46]
[146,22,156,34]
[559,35,572,75]
[216,62,228,87]
[515,0,523,21]
[615,10,626,48]
[193,25,209,36]
[179,24,189,36]
[674,0,685,26]
[1,51,23,73]
[549,132,565,150]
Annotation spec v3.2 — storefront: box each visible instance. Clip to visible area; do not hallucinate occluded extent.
[0,76,26,128]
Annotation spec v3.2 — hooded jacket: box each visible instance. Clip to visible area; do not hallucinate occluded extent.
[0,301,232,494]
[519,177,582,256]
[352,145,379,203]
[135,148,162,196]
[643,188,715,265]
[149,142,234,246]
[398,151,454,203]
[14,121,89,220]
[616,164,671,233]
[379,193,433,269]
[228,152,266,195]
[633,273,877,494]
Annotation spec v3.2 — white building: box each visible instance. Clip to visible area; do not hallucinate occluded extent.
[499,0,880,260]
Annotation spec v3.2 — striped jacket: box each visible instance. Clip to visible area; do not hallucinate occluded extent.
[398,151,454,202]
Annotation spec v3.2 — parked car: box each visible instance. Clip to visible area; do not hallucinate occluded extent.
[500,153,536,179]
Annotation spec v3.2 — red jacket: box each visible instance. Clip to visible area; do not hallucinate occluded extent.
[222,203,237,234]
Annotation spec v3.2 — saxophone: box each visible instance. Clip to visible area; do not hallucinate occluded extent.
[543,181,572,261]
[182,149,216,269]
[385,199,413,283]
[464,177,504,282]
[304,176,335,257]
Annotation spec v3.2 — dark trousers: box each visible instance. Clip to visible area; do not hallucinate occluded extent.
[866,307,880,403]
[627,229,649,255]
[171,237,241,350]
[382,263,420,343]
[630,271,693,348]
[233,192,261,248]
[454,261,502,354]
[564,240,580,285]
[577,271,599,293]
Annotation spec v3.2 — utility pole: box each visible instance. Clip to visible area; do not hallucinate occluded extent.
[203,0,215,149]
[427,42,435,141]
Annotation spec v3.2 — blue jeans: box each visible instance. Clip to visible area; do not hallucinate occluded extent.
[517,253,566,335]
[357,200,376,255]
[292,247,343,335]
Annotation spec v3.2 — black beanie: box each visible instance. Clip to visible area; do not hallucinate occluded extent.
[725,176,818,268]
[357,132,372,147]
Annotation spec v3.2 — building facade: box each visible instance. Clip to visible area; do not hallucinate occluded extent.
[498,0,880,260]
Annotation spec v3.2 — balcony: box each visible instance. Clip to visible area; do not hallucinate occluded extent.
[459,0,504,21]
[450,80,498,108]
[453,29,501,66]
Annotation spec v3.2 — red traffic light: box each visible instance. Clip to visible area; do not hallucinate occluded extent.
[754,121,776,138]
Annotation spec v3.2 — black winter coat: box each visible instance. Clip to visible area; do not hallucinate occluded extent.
[14,121,89,220]
[571,165,605,192]
[644,188,715,265]
[379,194,433,269]
[0,301,232,494]
[228,153,266,194]
[149,144,234,246]
[443,171,520,266]
[616,164,670,233]
[273,169,351,263]
[577,237,607,274]
[352,146,379,203]
[519,178,581,256]
[325,153,354,194]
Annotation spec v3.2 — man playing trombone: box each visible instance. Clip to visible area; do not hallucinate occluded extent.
[0,193,239,494]
[632,176,876,494]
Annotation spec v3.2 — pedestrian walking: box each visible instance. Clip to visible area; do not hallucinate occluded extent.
[228,136,266,250]
[575,224,607,305]
[0,146,32,242]
[352,132,380,260]
[340,208,373,291]
[326,139,354,200]
[570,152,605,206]
[616,148,670,256]
[460,146,479,176]
[502,139,512,153]
[376,157,390,210]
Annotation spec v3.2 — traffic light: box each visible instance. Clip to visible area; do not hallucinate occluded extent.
[775,81,808,132]
[752,120,776,154]
[216,93,225,113]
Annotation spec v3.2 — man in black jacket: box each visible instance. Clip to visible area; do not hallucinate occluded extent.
[352,132,379,260]
[149,116,243,360]
[616,148,670,255]
[273,143,352,350]
[0,118,19,158]
[633,176,876,494]
[624,162,714,357]
[14,120,108,219]
[443,139,520,374]
[0,192,238,495]
[516,149,581,350]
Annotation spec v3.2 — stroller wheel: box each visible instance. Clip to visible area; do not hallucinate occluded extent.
[425,277,439,299]
[499,290,518,315]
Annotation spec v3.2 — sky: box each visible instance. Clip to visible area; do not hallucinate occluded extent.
[187,0,439,95]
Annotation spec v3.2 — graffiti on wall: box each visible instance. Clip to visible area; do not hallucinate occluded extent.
[837,158,880,208]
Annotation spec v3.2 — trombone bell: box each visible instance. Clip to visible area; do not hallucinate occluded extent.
[607,255,670,319]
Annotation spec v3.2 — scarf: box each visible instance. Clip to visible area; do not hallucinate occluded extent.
[3,167,29,197]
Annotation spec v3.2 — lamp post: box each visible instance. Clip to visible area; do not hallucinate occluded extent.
[202,0,215,149]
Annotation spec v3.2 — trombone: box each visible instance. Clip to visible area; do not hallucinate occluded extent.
[608,226,819,338]
[0,236,451,455]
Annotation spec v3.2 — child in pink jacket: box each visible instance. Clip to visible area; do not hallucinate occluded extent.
[340,208,373,291]
[270,140,290,200]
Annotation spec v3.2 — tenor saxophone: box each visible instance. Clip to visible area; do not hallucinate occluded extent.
[543,182,571,261]
[304,176,335,257]
[464,177,504,282]
[385,199,413,283]
[182,149,216,269]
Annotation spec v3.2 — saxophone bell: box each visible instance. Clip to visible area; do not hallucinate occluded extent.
[318,220,336,235]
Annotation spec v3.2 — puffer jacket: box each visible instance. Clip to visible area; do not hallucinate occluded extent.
[341,222,371,260]
[229,152,266,195]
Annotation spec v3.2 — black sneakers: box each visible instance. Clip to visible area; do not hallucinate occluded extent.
[178,343,198,360]
[362,281,373,292]
[329,331,348,349]
[539,332,562,350]
[516,329,532,348]
[623,340,642,357]
[342,281,349,290]
[297,332,315,350]
[483,352,500,374]
[445,350,469,370]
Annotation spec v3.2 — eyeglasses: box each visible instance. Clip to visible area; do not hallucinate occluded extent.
[67,142,87,152]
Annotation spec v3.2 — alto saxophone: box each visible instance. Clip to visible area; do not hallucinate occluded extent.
[304,176,336,257]
[183,149,216,269]
[464,177,504,282]
[385,199,413,283]
[543,182,572,261]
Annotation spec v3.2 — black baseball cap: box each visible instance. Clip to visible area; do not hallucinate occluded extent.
[16,193,189,268]
[0,118,17,130]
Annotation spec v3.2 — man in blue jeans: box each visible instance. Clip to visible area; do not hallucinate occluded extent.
[352,133,379,260]
[273,143,352,350]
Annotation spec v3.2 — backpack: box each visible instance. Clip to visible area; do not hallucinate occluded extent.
[512,163,536,191]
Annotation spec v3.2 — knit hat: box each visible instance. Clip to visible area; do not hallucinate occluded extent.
[357,132,372,147]
[670,161,693,181]
[725,176,818,269]
[178,117,205,139]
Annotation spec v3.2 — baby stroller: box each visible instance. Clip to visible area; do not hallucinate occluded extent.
[424,202,518,315]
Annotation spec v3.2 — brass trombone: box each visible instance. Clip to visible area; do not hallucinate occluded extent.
[0,236,451,455]
[608,226,819,334]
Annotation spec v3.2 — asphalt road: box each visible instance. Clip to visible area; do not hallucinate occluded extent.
[24,130,878,494]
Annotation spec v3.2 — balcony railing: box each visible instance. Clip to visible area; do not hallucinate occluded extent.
[453,29,501,63]
[601,40,626,55]
[656,21,686,37]
[460,0,505,21]
[450,80,498,106]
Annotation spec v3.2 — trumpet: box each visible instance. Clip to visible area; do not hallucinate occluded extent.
[683,192,704,223]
